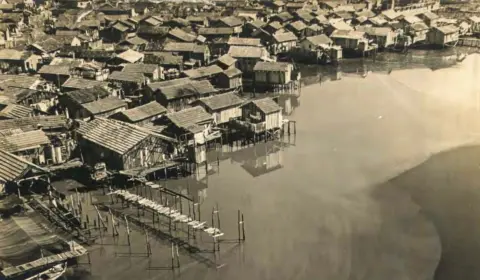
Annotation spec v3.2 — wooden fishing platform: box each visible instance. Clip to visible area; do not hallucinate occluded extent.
[0,241,87,280]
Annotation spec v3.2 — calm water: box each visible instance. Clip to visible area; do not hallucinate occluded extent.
[68,50,480,280]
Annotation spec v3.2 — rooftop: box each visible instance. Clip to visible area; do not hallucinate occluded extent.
[114,101,167,122]
[166,106,213,129]
[0,149,45,183]
[228,46,268,58]
[108,71,145,84]
[254,61,292,72]
[77,118,151,155]
[198,92,244,111]
[0,130,50,153]
[81,96,127,115]
[250,97,282,114]
[227,37,262,46]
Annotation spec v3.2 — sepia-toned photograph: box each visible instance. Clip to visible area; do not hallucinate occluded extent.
[0,0,478,278]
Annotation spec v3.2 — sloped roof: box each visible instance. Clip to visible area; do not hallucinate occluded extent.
[122,63,158,74]
[254,61,291,72]
[227,37,261,46]
[0,149,46,183]
[166,106,213,129]
[168,28,197,42]
[222,67,242,78]
[65,87,110,104]
[114,101,167,122]
[248,97,281,114]
[304,34,333,46]
[217,54,237,67]
[38,65,71,76]
[81,96,127,115]
[116,49,144,63]
[435,24,459,34]
[273,31,297,43]
[163,42,206,53]
[198,92,243,111]
[183,65,223,79]
[0,115,69,131]
[144,52,183,66]
[220,16,243,27]
[228,46,268,58]
[410,22,429,31]
[77,118,150,155]
[288,20,307,31]
[62,77,109,90]
[160,80,217,100]
[0,130,50,153]
[108,71,145,84]
[330,29,365,39]
[0,49,33,61]
[0,104,33,119]
[198,27,235,35]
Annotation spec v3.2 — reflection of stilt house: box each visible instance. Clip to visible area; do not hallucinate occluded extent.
[253,61,301,95]
[230,142,284,177]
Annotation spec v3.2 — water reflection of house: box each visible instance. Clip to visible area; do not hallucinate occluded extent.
[230,142,284,177]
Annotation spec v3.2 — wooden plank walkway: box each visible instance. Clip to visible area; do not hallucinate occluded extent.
[108,190,224,239]
[0,241,87,279]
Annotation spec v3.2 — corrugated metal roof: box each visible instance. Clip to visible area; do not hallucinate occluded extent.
[77,118,150,155]
[198,92,244,111]
[0,104,33,119]
[115,101,167,122]
[0,149,29,182]
[0,130,50,153]
[166,106,213,129]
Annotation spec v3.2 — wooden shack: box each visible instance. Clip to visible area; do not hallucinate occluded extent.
[0,149,48,194]
[109,101,167,126]
[253,61,293,84]
[192,92,244,125]
[162,106,220,163]
[240,97,283,133]
[0,129,50,165]
[427,25,459,47]
[147,78,218,112]
[217,67,243,90]
[76,118,178,170]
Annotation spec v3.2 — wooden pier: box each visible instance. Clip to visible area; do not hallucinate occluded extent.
[0,241,87,280]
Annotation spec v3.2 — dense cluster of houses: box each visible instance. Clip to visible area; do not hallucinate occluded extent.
[0,0,476,192]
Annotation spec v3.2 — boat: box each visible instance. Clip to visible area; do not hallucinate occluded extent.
[25,262,67,280]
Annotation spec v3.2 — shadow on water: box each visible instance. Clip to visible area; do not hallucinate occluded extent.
[372,144,480,280]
